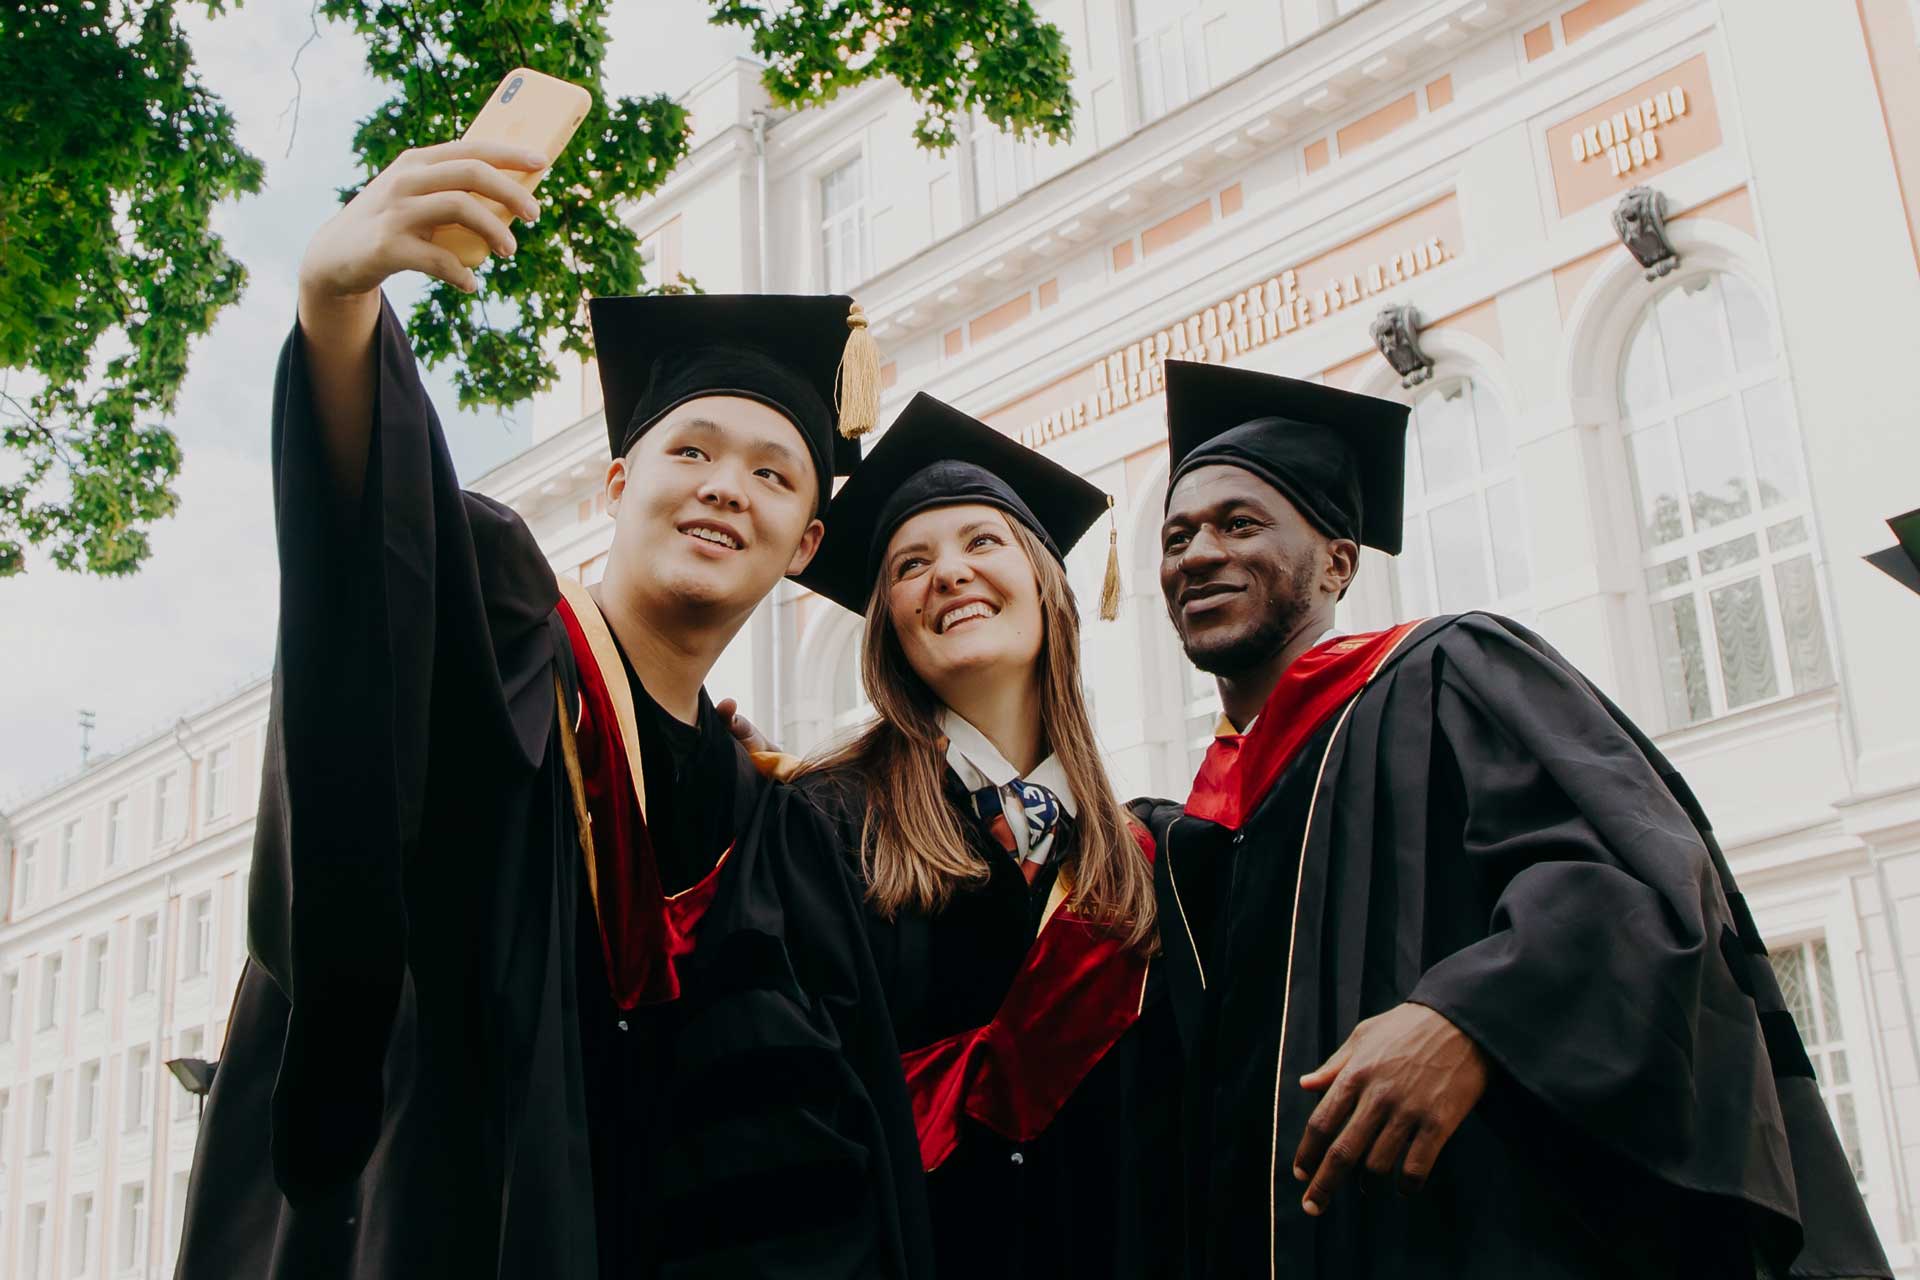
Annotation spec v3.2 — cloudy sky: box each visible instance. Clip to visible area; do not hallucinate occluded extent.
[0,4,752,803]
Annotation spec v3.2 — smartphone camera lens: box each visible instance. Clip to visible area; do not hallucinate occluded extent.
[502,76,524,104]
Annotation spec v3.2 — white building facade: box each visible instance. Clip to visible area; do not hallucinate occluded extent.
[0,679,267,1278]
[7,0,1920,1272]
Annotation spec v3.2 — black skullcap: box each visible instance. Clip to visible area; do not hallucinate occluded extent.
[587,293,871,510]
[1866,507,1920,597]
[1163,360,1409,554]
[798,393,1110,614]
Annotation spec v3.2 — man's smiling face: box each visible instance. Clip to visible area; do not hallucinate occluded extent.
[604,395,824,623]
[1158,464,1333,676]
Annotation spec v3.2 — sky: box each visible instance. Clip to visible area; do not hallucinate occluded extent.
[0,3,752,804]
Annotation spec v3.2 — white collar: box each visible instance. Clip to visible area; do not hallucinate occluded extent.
[939,708,1080,818]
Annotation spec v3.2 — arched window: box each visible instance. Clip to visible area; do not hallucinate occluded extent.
[1619,271,1833,729]
[1392,376,1532,623]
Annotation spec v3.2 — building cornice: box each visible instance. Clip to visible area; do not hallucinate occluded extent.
[0,821,254,951]
[3,678,271,820]
[851,0,1548,345]
[469,410,607,519]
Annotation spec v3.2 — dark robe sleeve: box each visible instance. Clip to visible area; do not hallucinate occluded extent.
[249,297,559,1202]
[1406,616,1888,1277]
[649,771,934,1278]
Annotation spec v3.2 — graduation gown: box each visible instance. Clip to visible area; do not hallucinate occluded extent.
[795,767,1183,1279]
[173,299,930,1279]
[1132,612,1889,1280]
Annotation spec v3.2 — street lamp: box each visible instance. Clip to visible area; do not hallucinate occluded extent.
[165,1056,218,1120]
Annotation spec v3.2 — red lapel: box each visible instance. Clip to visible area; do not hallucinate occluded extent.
[900,826,1155,1171]
[1186,621,1425,831]
[557,593,728,1010]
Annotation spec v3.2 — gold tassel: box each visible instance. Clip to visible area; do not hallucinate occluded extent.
[835,301,881,438]
[1098,494,1122,621]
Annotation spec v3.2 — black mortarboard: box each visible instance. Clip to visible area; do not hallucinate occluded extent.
[586,293,881,510]
[797,393,1114,616]
[1866,507,1920,597]
[1163,360,1409,555]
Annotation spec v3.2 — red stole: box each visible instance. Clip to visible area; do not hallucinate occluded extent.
[900,827,1156,1172]
[1187,621,1425,831]
[555,583,728,1010]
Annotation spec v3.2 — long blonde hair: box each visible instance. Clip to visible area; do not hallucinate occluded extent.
[802,520,1156,951]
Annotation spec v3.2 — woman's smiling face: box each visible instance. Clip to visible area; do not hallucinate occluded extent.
[881,502,1045,696]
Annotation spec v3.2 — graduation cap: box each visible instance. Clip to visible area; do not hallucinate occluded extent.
[586,293,881,510]
[1866,507,1920,597]
[797,392,1121,619]
[1163,360,1410,555]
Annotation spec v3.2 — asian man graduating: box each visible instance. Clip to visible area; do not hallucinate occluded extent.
[1132,359,1889,1279]
[173,139,930,1280]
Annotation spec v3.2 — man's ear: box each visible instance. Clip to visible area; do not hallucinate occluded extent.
[1324,538,1360,598]
[604,456,628,515]
[786,517,827,576]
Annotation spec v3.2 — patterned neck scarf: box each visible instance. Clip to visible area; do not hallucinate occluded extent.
[968,778,1065,883]
[939,710,1078,884]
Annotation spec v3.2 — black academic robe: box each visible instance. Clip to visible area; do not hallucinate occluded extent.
[172,299,931,1279]
[1133,612,1890,1280]
[795,767,1183,1279]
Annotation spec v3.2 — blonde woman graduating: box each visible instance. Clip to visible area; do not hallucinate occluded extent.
[787,394,1182,1277]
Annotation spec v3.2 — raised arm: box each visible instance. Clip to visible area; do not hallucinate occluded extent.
[250,141,560,1202]
[293,139,544,513]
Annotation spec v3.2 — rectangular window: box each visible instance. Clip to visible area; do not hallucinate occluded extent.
[165,1171,191,1274]
[234,871,251,963]
[173,1028,205,1121]
[82,934,109,1014]
[76,1060,101,1143]
[69,1192,93,1277]
[25,1202,47,1280]
[37,954,63,1030]
[116,1184,146,1273]
[1132,0,1209,124]
[18,839,37,908]
[124,1045,151,1132]
[30,1075,54,1154]
[1773,937,1868,1185]
[184,892,213,980]
[203,745,232,821]
[153,772,175,846]
[59,820,79,891]
[131,915,159,996]
[0,968,17,1042]
[818,156,870,293]
[969,113,1037,217]
[105,797,126,868]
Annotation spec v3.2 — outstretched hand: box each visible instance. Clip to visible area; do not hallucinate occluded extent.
[1292,1002,1488,1215]
[714,699,777,755]
[298,138,547,302]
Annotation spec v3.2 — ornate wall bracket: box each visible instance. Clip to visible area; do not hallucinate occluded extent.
[1612,186,1679,281]
[1371,304,1434,389]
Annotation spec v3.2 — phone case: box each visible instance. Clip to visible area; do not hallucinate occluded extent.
[430,68,593,269]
